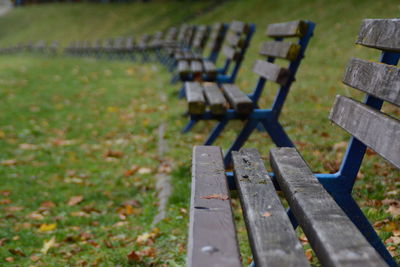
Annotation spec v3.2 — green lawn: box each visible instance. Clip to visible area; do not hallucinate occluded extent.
[0,0,399,266]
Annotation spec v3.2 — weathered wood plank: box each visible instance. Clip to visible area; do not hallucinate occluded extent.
[203,61,217,79]
[252,60,291,85]
[259,41,301,61]
[356,19,400,52]
[226,32,243,47]
[185,82,206,115]
[330,96,400,168]
[270,147,387,267]
[188,146,241,267]
[191,61,203,75]
[343,58,400,107]
[178,61,190,76]
[232,148,310,267]
[203,83,227,115]
[267,20,307,37]
[223,45,240,61]
[222,84,253,114]
[230,21,247,33]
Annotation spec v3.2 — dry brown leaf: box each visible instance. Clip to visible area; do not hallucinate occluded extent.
[30,255,40,262]
[5,257,14,262]
[127,250,141,263]
[0,199,11,205]
[138,167,152,174]
[388,205,400,216]
[68,195,83,206]
[8,248,25,257]
[103,150,123,158]
[0,159,17,166]
[124,165,140,177]
[305,248,313,261]
[385,236,400,245]
[200,194,229,200]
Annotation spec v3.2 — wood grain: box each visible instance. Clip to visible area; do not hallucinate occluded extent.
[203,83,227,115]
[222,84,253,114]
[232,149,310,267]
[356,19,400,52]
[188,146,241,267]
[267,20,307,37]
[270,147,387,267]
[330,95,400,168]
[185,82,206,115]
[259,41,301,61]
[343,58,400,106]
[252,60,291,85]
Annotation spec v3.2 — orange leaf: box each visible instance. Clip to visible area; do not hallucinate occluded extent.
[68,195,83,206]
[127,251,141,263]
[200,194,229,200]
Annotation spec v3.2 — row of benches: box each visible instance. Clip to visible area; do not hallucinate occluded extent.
[188,18,400,267]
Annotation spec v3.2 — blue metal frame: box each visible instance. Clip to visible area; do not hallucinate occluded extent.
[183,21,315,167]
[177,23,255,97]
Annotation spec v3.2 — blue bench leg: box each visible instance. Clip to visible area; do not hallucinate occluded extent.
[204,119,229,145]
[182,119,198,133]
[333,193,397,266]
[178,85,186,99]
[261,119,294,147]
[171,74,179,84]
[224,120,259,166]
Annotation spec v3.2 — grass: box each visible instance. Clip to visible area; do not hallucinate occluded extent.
[0,0,399,265]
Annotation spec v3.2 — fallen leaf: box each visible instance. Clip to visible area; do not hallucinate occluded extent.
[30,255,40,262]
[19,143,38,150]
[127,250,141,263]
[27,212,44,220]
[40,236,56,254]
[261,212,271,217]
[124,165,140,177]
[5,257,14,262]
[200,194,229,200]
[103,150,123,158]
[138,247,156,258]
[138,167,152,174]
[305,248,313,261]
[388,205,400,216]
[8,248,25,257]
[68,195,83,206]
[38,223,56,232]
[0,199,11,205]
[385,236,400,245]
[0,159,17,166]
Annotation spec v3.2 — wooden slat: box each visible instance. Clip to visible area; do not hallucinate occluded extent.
[203,83,227,115]
[223,45,240,60]
[185,82,205,115]
[203,61,217,79]
[230,21,247,33]
[226,32,242,47]
[178,61,190,76]
[232,149,310,267]
[343,58,400,107]
[270,147,387,267]
[191,61,203,75]
[330,95,400,168]
[259,41,301,61]
[356,19,400,52]
[188,146,241,267]
[267,20,307,37]
[222,84,253,114]
[252,60,291,85]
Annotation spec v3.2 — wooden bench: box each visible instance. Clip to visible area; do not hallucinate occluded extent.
[175,22,227,83]
[188,18,400,266]
[183,20,314,166]
[178,21,255,89]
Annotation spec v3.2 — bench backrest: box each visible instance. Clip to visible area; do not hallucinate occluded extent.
[206,22,228,62]
[249,20,315,116]
[329,19,400,189]
[219,21,256,82]
[191,25,210,53]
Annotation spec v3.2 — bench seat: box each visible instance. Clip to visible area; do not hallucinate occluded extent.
[188,146,386,266]
[185,81,252,115]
